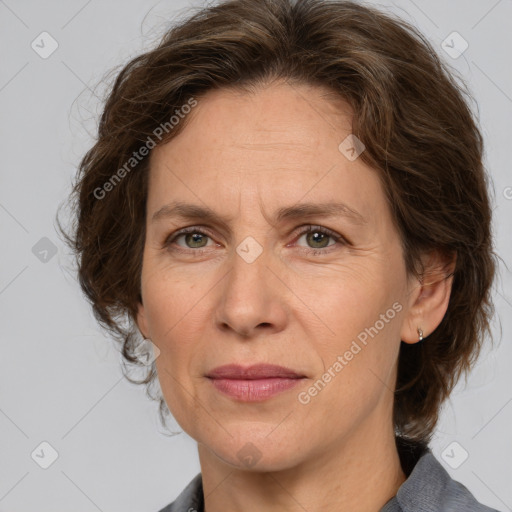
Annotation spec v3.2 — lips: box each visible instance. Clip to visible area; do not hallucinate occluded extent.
[206,364,306,402]
[206,363,305,379]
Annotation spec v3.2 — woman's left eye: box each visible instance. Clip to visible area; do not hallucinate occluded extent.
[294,226,342,251]
[163,225,346,254]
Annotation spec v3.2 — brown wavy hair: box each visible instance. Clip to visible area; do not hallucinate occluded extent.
[58,0,497,444]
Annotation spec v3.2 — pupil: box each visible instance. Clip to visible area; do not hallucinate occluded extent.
[308,231,328,248]
[187,233,206,248]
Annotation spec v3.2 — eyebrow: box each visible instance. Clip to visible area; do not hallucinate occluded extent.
[151,200,367,226]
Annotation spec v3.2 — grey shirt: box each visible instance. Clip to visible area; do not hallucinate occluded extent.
[157,438,501,512]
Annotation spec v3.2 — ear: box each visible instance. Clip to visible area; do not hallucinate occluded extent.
[400,250,456,344]
[136,301,149,339]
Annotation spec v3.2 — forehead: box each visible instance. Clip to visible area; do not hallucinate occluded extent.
[175,81,354,152]
[147,82,388,229]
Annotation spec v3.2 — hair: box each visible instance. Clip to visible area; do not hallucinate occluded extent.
[58,0,497,445]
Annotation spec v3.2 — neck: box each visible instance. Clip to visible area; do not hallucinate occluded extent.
[198,417,406,512]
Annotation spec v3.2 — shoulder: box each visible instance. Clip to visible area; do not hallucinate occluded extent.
[391,446,502,512]
[157,472,203,512]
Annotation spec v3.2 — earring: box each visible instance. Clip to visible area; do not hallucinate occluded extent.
[417,327,424,341]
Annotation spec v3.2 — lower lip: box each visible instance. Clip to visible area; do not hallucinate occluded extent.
[208,377,304,401]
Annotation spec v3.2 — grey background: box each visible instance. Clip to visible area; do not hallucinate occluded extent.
[0,0,511,511]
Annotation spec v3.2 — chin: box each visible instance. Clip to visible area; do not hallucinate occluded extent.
[200,427,305,472]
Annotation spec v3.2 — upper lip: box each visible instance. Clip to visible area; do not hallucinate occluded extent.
[206,364,305,379]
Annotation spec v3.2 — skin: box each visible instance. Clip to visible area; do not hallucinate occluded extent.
[136,79,454,512]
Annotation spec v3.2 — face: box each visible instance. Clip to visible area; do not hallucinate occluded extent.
[137,80,418,471]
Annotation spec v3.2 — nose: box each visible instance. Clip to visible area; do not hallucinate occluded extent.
[214,246,288,339]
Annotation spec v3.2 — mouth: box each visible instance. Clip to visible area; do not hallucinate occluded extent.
[206,364,306,402]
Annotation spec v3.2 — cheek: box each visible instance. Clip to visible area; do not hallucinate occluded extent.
[300,264,392,340]
[303,307,401,438]
[154,354,205,441]
[142,272,201,380]
[303,268,403,397]
[145,273,207,430]
[142,257,197,329]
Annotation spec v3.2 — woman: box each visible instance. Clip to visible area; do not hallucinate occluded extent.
[60,0,500,510]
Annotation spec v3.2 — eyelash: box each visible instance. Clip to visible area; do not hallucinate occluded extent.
[162,225,348,257]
